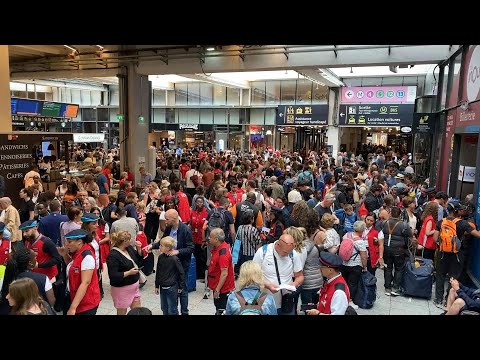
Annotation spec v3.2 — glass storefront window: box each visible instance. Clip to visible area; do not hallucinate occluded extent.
[165,108,176,123]
[200,83,213,105]
[227,87,240,106]
[312,84,329,104]
[152,108,166,123]
[440,63,449,110]
[296,79,312,104]
[97,108,108,122]
[175,83,188,105]
[251,81,266,105]
[188,83,200,105]
[153,89,166,105]
[447,51,463,107]
[213,85,226,105]
[266,80,281,104]
[280,80,296,104]
[82,108,96,121]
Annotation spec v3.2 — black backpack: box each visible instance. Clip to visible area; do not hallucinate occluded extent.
[207,208,227,237]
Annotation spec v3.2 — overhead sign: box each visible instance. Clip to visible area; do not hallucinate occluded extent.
[179,123,199,130]
[412,113,435,133]
[73,133,105,143]
[338,103,414,126]
[341,86,417,104]
[276,105,328,125]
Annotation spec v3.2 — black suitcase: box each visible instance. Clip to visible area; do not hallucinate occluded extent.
[354,271,377,309]
[142,252,155,276]
[402,257,434,299]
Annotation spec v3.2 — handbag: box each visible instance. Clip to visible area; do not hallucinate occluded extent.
[231,226,242,265]
[112,247,147,284]
[273,253,295,314]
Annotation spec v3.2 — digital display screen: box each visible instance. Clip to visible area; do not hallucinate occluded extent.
[41,102,62,117]
[65,104,79,118]
[11,99,18,114]
[16,99,40,115]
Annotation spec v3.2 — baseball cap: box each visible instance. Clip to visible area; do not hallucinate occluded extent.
[81,213,100,223]
[319,252,343,268]
[19,220,38,230]
[65,229,89,240]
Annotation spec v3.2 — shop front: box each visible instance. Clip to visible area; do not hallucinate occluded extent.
[149,123,214,150]
[0,132,73,208]
[435,45,480,285]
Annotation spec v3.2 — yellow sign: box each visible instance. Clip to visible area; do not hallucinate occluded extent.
[379,106,388,114]
[287,106,294,114]
[358,116,366,124]
[296,107,303,114]
[348,116,356,124]
[389,106,398,114]
[305,106,312,114]
[420,115,429,124]
[287,115,294,124]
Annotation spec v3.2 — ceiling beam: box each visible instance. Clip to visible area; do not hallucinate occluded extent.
[178,74,251,89]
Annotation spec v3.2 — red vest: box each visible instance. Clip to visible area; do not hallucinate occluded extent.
[68,243,101,313]
[26,235,58,280]
[0,239,10,265]
[177,191,191,223]
[318,275,350,314]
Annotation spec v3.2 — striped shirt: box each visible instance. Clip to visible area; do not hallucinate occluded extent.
[236,225,262,257]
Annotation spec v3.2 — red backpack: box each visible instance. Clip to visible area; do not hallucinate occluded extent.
[338,232,363,261]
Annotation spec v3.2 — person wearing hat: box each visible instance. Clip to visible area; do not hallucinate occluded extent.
[19,220,61,282]
[306,252,351,315]
[81,213,103,296]
[0,222,11,266]
[59,229,101,315]
[433,202,480,309]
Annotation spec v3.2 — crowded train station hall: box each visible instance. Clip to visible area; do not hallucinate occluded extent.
[0,44,479,316]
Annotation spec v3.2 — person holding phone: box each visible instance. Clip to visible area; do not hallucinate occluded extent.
[106,231,144,315]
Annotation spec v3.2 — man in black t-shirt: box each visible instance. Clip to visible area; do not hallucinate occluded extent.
[19,188,35,224]
[433,203,480,308]
[315,193,338,226]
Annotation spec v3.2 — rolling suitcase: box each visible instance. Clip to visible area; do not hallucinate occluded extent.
[187,254,197,292]
[402,257,434,299]
[353,270,377,309]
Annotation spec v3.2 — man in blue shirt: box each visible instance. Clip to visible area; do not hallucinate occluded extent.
[96,166,110,208]
[38,199,68,246]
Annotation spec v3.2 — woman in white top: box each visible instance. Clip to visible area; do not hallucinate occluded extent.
[402,196,418,240]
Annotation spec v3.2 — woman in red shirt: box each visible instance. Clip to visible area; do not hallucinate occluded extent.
[364,212,380,275]
[416,201,438,260]
[190,196,208,280]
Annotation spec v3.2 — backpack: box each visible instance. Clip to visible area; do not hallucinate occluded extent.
[299,171,313,185]
[439,218,462,253]
[234,290,267,315]
[190,171,200,188]
[207,208,227,237]
[338,232,362,262]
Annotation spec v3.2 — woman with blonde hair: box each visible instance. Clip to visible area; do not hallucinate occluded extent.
[283,226,308,311]
[321,213,340,254]
[106,231,144,315]
[7,278,55,315]
[84,174,100,199]
[225,261,277,315]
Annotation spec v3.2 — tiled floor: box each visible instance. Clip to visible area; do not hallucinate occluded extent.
[97,263,444,315]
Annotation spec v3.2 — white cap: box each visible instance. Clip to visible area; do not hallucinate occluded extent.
[288,190,303,204]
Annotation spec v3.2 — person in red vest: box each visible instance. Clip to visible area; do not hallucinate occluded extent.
[59,229,101,315]
[306,252,350,315]
[19,220,61,282]
[0,222,10,266]
[169,182,191,225]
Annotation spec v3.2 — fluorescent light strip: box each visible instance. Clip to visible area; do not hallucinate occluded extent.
[63,45,78,53]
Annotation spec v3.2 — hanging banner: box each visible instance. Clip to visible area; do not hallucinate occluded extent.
[276,105,328,125]
[338,103,414,126]
[341,86,417,104]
